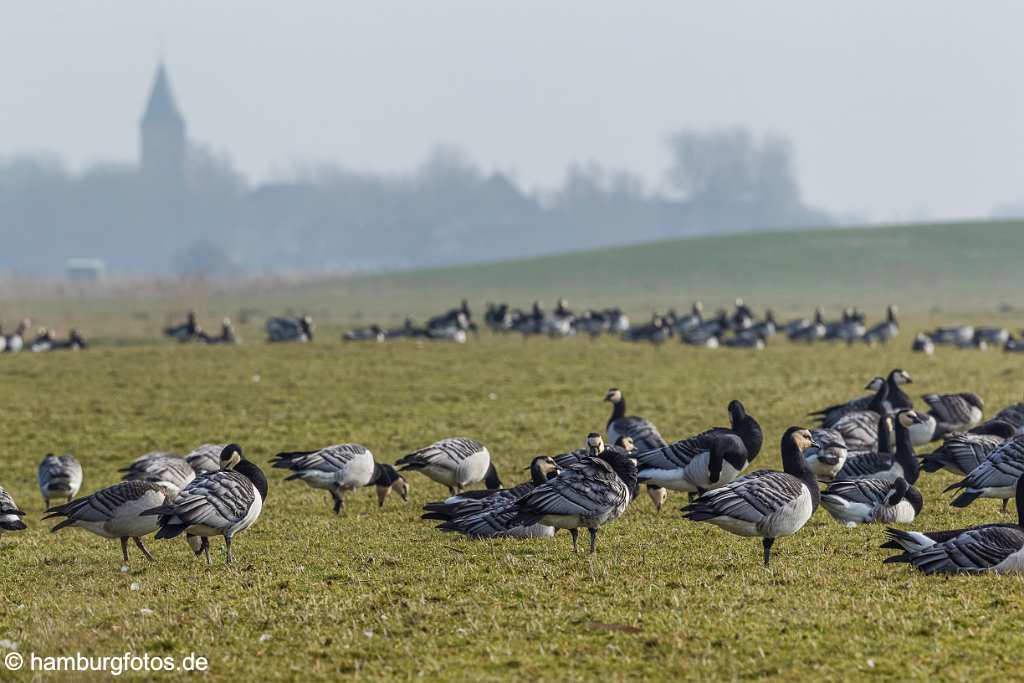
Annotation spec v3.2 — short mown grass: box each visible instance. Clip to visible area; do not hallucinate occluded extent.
[1,328,1024,681]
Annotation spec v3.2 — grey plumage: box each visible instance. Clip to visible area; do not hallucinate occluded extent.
[821,477,922,526]
[0,487,27,536]
[924,393,984,438]
[947,435,1024,508]
[119,452,196,499]
[395,437,498,494]
[185,444,225,475]
[37,453,83,506]
[920,425,1015,476]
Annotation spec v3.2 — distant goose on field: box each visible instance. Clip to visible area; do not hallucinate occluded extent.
[920,421,1017,476]
[723,332,766,349]
[395,437,501,495]
[119,452,196,500]
[788,308,826,343]
[510,433,636,553]
[44,480,171,564]
[672,301,704,334]
[681,427,820,567]
[4,320,28,353]
[924,392,984,439]
[144,444,267,565]
[0,487,27,538]
[165,311,198,343]
[911,333,935,355]
[1006,337,1024,353]
[38,453,83,507]
[930,324,974,346]
[184,444,225,475]
[833,410,925,483]
[624,315,672,344]
[746,310,777,339]
[946,434,1024,511]
[266,315,313,343]
[821,476,922,527]
[271,444,408,513]
[974,327,1010,346]
[603,388,668,509]
[634,400,762,497]
[812,369,912,427]
[862,305,899,344]
[199,319,237,344]
[803,428,848,481]
[343,325,386,343]
[881,474,1024,574]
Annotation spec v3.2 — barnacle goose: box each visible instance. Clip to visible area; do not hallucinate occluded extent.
[184,444,225,475]
[803,428,848,481]
[672,302,704,334]
[634,400,763,496]
[681,427,819,567]
[923,392,984,438]
[144,444,268,565]
[930,324,974,346]
[266,315,313,343]
[271,444,408,513]
[992,398,1024,433]
[342,325,386,343]
[119,452,196,500]
[723,332,766,349]
[862,305,899,344]
[44,481,171,563]
[425,456,561,539]
[946,434,1024,510]
[4,320,27,353]
[37,453,83,507]
[509,433,636,553]
[395,437,501,495]
[920,421,1017,476]
[624,315,672,344]
[881,475,1024,574]
[604,388,668,454]
[788,308,826,343]
[811,369,911,427]
[821,476,922,527]
[0,488,27,537]
[198,319,237,344]
[833,410,925,483]
[1006,337,1024,353]
[911,333,935,355]
[974,327,1010,346]
[165,311,199,343]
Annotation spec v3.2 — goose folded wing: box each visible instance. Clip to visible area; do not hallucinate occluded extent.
[517,463,622,518]
[161,473,255,527]
[824,479,893,505]
[925,395,970,424]
[636,429,727,469]
[912,526,1024,574]
[614,418,668,449]
[696,471,802,522]
[836,453,891,479]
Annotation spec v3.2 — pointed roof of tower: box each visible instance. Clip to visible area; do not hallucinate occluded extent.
[141,62,184,126]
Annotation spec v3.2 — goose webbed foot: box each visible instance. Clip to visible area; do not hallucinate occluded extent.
[331,491,343,515]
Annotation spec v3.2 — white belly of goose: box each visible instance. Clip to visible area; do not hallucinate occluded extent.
[640,452,743,492]
[80,490,166,539]
[991,546,1024,573]
[422,452,490,489]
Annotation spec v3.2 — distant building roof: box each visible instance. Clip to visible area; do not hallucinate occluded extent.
[141,63,185,126]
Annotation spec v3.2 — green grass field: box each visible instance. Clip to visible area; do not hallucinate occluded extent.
[2,328,1024,681]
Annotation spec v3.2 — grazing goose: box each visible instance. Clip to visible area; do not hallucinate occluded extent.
[44,481,171,564]
[681,427,820,567]
[788,308,826,343]
[165,311,199,343]
[271,444,409,513]
[803,428,848,481]
[37,453,83,507]
[881,474,1024,574]
[812,369,912,427]
[266,315,313,343]
[144,444,268,565]
[510,433,636,553]
[119,452,196,500]
[821,476,922,527]
[924,392,984,438]
[395,437,501,495]
[930,324,974,346]
[0,488,27,537]
[862,305,899,344]
[184,444,225,475]
[635,400,763,496]
[198,319,237,344]
[920,422,1017,476]
[911,333,935,355]
[946,434,1024,510]
[833,410,925,483]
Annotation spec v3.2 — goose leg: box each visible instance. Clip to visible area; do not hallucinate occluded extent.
[120,537,130,564]
[44,498,49,510]
[201,538,211,566]
[225,536,234,564]
[331,489,343,515]
[762,538,775,567]
[589,528,599,555]
[1002,498,1009,513]
[569,528,579,553]
[133,537,155,561]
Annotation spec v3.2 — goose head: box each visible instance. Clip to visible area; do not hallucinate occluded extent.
[586,432,605,456]
[896,410,928,430]
[375,464,409,506]
[604,388,623,404]
[961,393,984,411]
[864,376,885,391]
[890,369,912,385]
[219,444,244,470]
[646,485,667,512]
[615,436,636,454]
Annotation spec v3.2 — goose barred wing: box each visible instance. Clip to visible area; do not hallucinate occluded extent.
[816,395,872,425]
[552,447,589,469]
[44,481,163,523]
[834,453,892,480]
[686,471,803,523]
[926,433,1002,474]
[957,436,1024,490]
[0,488,24,515]
[925,394,977,425]
[612,417,668,451]
[515,459,627,520]
[636,428,728,470]
[278,444,369,472]
[823,479,894,505]
[150,471,255,534]
[185,444,225,474]
[910,526,1024,574]
[993,405,1024,430]
[396,438,485,469]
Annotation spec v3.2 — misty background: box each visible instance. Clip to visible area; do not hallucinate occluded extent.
[2,2,1024,276]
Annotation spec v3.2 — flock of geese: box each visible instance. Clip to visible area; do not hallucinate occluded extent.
[3,370,1024,573]
[0,319,87,353]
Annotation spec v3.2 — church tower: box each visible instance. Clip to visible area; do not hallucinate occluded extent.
[139,62,186,187]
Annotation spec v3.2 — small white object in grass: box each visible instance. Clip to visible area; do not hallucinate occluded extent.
[139,608,154,616]
[0,639,18,651]
[363,629,374,638]
[120,565,129,573]
[867,660,875,669]
[259,633,272,643]
[252,374,261,383]
[130,582,141,591]
[456,628,467,636]
[488,393,497,401]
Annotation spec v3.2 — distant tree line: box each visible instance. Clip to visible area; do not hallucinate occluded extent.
[0,128,833,276]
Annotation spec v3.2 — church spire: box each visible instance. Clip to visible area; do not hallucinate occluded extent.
[139,61,186,187]
[141,62,184,125]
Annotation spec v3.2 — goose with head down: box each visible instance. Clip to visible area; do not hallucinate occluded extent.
[271,444,408,513]
[0,487,27,538]
[681,427,820,567]
[395,437,501,495]
[821,476,922,527]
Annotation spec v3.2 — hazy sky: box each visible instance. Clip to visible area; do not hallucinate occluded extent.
[3,1,1023,222]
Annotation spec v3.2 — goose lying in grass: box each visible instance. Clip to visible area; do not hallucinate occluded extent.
[803,428,848,481]
[271,444,408,513]
[681,427,819,567]
[882,474,1024,574]
[822,476,922,527]
[923,392,984,439]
